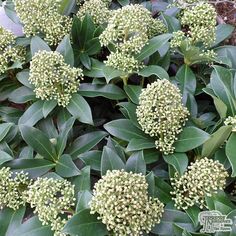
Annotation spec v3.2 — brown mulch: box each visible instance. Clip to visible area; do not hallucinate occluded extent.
[214,1,236,45]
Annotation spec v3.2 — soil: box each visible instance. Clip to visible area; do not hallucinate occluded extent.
[214,1,236,45]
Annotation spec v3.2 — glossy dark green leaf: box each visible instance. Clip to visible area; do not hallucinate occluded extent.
[0,150,13,165]
[124,85,142,105]
[210,65,236,116]
[104,119,147,142]
[16,216,53,236]
[56,154,80,177]
[135,34,172,61]
[30,36,51,56]
[103,65,127,83]
[59,0,76,15]
[73,166,91,192]
[71,16,82,45]
[0,123,13,142]
[62,209,108,235]
[161,13,181,33]
[212,24,235,47]
[18,100,44,127]
[176,64,196,105]
[215,46,236,69]
[174,126,210,152]
[16,70,33,88]
[67,94,93,125]
[125,151,146,175]
[9,86,35,104]
[163,153,188,175]
[56,117,75,156]
[202,125,232,157]
[5,159,55,178]
[146,171,155,197]
[85,38,101,55]
[76,190,93,212]
[185,205,200,227]
[79,150,102,171]
[138,65,169,79]
[19,125,57,161]
[79,53,91,69]
[79,83,126,100]
[152,209,194,235]
[42,100,57,118]
[101,146,125,175]
[226,133,236,177]
[83,59,105,78]
[126,138,155,152]
[56,35,74,66]
[68,131,107,158]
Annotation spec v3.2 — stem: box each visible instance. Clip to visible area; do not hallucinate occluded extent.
[121,76,128,86]
[140,77,145,87]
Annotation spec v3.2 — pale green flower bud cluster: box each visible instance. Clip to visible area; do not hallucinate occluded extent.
[224,116,236,132]
[0,26,25,74]
[136,79,189,155]
[171,157,228,210]
[29,51,83,107]
[23,177,75,236]
[99,4,167,73]
[181,3,217,46]
[173,0,208,7]
[14,0,72,45]
[0,167,29,210]
[77,0,111,25]
[90,170,164,235]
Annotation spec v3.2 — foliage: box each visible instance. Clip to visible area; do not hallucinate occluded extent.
[0,0,236,235]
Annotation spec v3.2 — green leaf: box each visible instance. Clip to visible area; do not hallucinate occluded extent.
[73,166,91,192]
[67,93,93,125]
[124,85,142,104]
[9,86,35,104]
[16,70,33,88]
[202,125,232,157]
[152,209,194,235]
[62,209,108,236]
[138,65,169,80]
[176,64,196,105]
[68,131,108,158]
[5,159,55,178]
[56,35,74,66]
[210,65,236,116]
[56,154,80,177]
[101,146,125,175]
[71,16,82,45]
[126,138,155,152]
[56,117,75,157]
[0,150,13,165]
[212,24,235,47]
[174,126,210,152]
[79,83,126,100]
[16,216,53,236]
[42,100,57,118]
[18,100,44,127]
[226,133,236,177]
[85,38,101,55]
[163,153,188,175]
[79,53,91,69]
[59,0,76,15]
[185,205,200,227]
[79,150,102,171]
[19,125,57,161]
[83,59,105,78]
[76,190,93,212]
[125,151,146,175]
[161,13,181,33]
[30,36,51,57]
[104,119,148,142]
[146,171,155,197]
[103,65,126,83]
[215,46,236,69]
[135,34,172,61]
[0,123,13,142]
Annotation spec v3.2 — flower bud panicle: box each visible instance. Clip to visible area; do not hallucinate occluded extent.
[136,79,189,154]
[90,170,164,235]
[29,51,83,107]
[171,157,228,210]
[14,0,72,45]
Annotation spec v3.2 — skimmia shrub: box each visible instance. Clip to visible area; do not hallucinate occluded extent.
[0,0,236,235]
